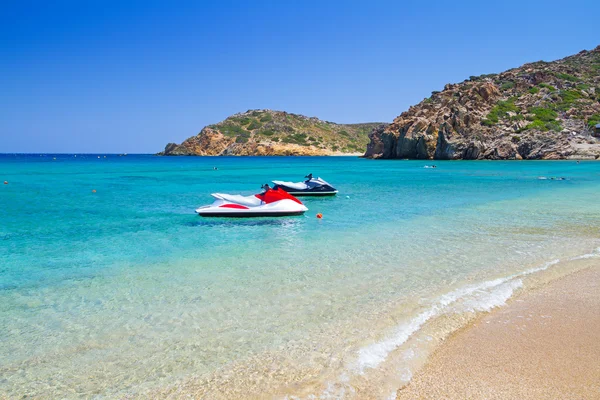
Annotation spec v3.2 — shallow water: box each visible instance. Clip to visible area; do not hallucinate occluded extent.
[1,155,600,398]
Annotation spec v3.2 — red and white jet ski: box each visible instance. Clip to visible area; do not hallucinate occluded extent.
[195,185,308,217]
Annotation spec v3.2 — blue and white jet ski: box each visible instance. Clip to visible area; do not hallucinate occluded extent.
[272,174,338,196]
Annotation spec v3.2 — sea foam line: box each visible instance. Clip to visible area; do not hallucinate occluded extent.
[301,248,600,399]
[354,257,566,373]
[569,247,600,260]
[354,247,600,374]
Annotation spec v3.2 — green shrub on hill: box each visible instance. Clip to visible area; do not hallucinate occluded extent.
[481,98,519,126]
[525,120,545,131]
[588,114,600,128]
[527,107,558,122]
[282,133,309,145]
[235,132,251,143]
[232,117,251,125]
[220,124,250,137]
[259,114,272,123]
[524,119,561,132]
[555,89,583,111]
[247,119,262,130]
[555,72,579,82]
[524,107,561,132]
[257,129,275,136]
[510,114,525,121]
[576,83,591,91]
[538,83,556,92]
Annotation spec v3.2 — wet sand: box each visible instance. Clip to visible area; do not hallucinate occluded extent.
[397,265,600,399]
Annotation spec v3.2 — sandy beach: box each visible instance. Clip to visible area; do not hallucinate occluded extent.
[397,264,600,399]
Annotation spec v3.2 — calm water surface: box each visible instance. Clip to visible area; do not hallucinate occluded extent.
[1,155,600,398]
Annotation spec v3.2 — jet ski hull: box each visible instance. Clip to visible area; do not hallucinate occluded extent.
[273,185,338,196]
[197,210,306,217]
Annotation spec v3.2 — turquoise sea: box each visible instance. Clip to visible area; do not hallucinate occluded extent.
[2,154,600,399]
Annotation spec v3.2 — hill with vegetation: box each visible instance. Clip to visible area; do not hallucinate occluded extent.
[365,45,600,160]
[160,110,385,156]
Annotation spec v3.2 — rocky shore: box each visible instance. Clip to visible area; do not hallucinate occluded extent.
[160,109,385,156]
[365,45,600,160]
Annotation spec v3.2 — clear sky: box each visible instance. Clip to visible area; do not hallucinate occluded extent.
[1,0,598,153]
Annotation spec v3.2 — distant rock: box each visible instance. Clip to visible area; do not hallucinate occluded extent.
[159,110,386,156]
[364,45,600,160]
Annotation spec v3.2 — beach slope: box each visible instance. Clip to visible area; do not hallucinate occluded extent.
[397,265,600,399]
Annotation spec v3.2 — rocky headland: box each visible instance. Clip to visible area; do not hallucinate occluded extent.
[160,110,385,156]
[365,45,600,160]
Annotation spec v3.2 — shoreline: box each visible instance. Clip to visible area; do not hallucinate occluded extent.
[396,262,600,399]
[136,253,600,399]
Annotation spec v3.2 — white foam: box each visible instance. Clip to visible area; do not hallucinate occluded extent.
[452,279,523,314]
[569,247,600,260]
[317,380,355,400]
[355,258,560,374]
[356,308,435,373]
[310,251,597,399]
[398,367,413,382]
[519,259,559,275]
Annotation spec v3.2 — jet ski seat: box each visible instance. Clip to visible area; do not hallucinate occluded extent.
[271,180,309,190]
[211,193,263,206]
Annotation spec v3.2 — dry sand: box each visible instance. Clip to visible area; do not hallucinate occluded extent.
[397,265,600,399]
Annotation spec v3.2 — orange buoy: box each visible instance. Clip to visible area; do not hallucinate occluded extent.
[92,189,97,193]
[316,213,323,219]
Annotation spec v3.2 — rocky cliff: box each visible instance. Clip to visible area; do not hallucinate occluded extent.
[365,46,600,160]
[160,110,385,156]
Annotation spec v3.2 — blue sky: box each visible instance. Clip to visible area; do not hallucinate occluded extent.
[1,0,598,153]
